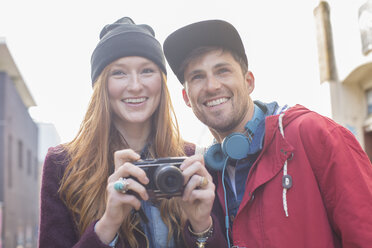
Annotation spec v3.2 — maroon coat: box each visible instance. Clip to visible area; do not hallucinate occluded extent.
[184,105,372,248]
[38,143,195,248]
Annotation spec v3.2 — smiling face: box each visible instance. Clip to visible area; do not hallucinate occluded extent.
[107,56,162,129]
[182,49,255,137]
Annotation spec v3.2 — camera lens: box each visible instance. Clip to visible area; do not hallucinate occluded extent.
[154,165,183,194]
[165,175,177,188]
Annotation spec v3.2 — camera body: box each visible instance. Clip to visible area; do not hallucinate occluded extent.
[134,157,186,200]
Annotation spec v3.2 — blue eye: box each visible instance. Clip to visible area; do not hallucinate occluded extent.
[142,68,154,74]
[217,68,230,74]
[191,74,204,81]
[111,70,126,76]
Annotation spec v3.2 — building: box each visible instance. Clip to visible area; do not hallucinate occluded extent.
[36,122,61,193]
[314,0,372,160]
[0,39,39,248]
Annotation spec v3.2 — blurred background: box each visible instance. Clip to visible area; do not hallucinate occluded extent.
[1,0,372,247]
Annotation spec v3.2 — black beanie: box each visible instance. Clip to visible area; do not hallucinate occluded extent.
[90,17,167,85]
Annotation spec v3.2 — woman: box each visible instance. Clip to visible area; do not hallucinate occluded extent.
[38,17,197,248]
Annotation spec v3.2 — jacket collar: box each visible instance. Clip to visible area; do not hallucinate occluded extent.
[216,105,307,212]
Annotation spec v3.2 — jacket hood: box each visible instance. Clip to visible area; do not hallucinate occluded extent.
[263,104,313,147]
[281,104,314,126]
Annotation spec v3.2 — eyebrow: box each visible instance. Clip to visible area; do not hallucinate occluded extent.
[214,62,231,69]
[186,62,232,77]
[111,61,154,68]
[186,69,204,79]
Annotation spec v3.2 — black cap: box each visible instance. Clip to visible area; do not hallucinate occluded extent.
[163,19,247,84]
[91,17,166,85]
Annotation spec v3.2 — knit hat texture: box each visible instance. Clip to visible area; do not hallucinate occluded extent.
[91,17,166,85]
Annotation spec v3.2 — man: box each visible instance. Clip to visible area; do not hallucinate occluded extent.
[164,19,372,247]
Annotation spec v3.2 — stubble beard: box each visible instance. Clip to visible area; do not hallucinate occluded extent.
[194,101,247,134]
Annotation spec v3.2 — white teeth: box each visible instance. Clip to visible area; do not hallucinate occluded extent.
[123,97,146,103]
[206,98,228,107]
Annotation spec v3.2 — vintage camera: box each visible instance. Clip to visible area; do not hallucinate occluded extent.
[133,157,186,200]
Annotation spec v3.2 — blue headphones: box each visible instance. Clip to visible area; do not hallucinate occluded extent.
[204,104,265,171]
[203,103,266,247]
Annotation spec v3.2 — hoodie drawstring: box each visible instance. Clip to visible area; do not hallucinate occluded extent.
[278,113,291,217]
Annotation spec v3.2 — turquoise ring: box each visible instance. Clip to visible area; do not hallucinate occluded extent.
[114,177,130,193]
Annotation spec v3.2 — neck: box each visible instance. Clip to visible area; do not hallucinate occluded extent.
[113,119,151,153]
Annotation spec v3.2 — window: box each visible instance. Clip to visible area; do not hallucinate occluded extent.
[359,0,372,55]
[8,135,13,187]
[27,150,32,175]
[18,140,23,169]
[367,88,372,115]
[34,158,38,181]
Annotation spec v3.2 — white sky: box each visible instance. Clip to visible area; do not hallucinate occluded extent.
[0,0,367,147]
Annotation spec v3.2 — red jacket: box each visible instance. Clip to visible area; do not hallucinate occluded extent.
[184,105,372,248]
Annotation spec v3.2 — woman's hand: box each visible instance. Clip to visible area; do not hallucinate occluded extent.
[180,154,215,233]
[95,149,149,244]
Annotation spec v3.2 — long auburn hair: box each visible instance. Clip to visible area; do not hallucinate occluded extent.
[59,61,186,247]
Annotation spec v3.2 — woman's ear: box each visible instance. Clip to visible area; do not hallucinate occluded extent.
[182,89,191,107]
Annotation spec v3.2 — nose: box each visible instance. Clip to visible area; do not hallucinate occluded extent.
[205,74,222,92]
[127,73,142,91]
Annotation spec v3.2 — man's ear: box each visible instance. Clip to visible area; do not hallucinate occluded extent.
[245,71,255,94]
[182,88,191,107]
